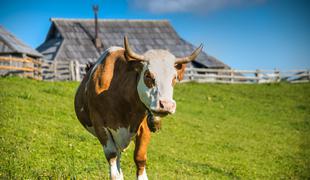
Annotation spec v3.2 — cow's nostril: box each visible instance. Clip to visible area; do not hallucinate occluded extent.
[159,100,164,109]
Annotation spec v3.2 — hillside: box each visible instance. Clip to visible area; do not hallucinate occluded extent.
[0,77,309,179]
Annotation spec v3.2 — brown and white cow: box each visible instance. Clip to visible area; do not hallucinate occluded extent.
[74,36,202,180]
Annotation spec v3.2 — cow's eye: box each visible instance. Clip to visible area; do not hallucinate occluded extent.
[144,70,155,88]
[175,63,183,70]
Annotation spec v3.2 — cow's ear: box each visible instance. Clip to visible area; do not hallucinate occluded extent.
[175,63,186,81]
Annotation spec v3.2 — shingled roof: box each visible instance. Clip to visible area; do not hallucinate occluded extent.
[0,26,42,57]
[37,18,228,68]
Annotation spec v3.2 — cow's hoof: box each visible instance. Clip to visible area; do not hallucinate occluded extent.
[137,169,148,180]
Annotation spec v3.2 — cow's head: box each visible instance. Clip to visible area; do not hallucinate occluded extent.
[124,36,202,117]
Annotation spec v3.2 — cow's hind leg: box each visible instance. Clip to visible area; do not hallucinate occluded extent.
[134,118,151,180]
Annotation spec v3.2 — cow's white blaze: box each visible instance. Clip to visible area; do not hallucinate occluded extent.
[137,50,177,114]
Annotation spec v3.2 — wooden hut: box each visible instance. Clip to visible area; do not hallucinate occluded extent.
[0,26,43,79]
[37,18,229,81]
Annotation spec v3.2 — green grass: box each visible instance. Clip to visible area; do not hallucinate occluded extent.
[0,77,309,179]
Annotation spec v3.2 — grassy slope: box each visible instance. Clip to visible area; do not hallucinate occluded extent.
[0,77,309,179]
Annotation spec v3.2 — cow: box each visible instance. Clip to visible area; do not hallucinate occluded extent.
[74,36,202,180]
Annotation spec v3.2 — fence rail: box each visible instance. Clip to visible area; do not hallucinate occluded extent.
[0,56,42,80]
[182,68,310,83]
[38,60,310,84]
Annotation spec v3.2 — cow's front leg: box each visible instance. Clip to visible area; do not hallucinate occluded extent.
[91,111,124,180]
[134,118,151,180]
[103,131,124,180]
[103,130,124,180]
[105,153,123,180]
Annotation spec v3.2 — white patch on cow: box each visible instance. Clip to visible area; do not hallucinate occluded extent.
[137,50,177,113]
[85,126,96,136]
[107,127,135,152]
[137,167,148,180]
[85,46,124,93]
[80,107,84,112]
[110,158,124,180]
[137,65,159,110]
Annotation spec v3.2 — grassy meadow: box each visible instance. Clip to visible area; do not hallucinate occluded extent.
[0,77,309,179]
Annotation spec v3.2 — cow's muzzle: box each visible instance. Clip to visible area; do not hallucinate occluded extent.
[151,99,176,115]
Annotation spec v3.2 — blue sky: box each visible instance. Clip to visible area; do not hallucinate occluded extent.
[0,0,309,70]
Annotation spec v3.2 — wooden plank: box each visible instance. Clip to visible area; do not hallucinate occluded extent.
[56,71,70,76]
[0,56,32,63]
[0,66,34,72]
[42,70,55,74]
[27,58,42,65]
[57,65,70,69]
[189,74,260,80]
[180,79,255,84]
[290,80,310,83]
[75,61,81,81]
[70,60,75,81]
[0,56,42,65]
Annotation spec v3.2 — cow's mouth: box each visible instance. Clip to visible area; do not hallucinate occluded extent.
[151,110,169,117]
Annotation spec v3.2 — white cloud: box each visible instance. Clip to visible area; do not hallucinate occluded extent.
[131,0,267,14]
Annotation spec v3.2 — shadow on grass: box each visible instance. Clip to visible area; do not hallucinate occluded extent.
[155,152,240,179]
[175,158,240,179]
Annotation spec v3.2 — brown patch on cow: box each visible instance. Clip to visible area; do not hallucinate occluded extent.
[143,70,155,88]
[92,53,117,95]
[134,117,151,176]
[176,63,186,81]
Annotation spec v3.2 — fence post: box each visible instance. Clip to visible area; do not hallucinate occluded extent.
[38,59,42,80]
[54,61,57,81]
[230,69,234,83]
[75,60,81,81]
[70,60,75,81]
[9,55,12,67]
[188,67,193,81]
[9,55,12,77]
[274,69,280,83]
[255,69,261,83]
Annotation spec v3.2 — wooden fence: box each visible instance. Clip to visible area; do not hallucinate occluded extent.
[182,68,310,84]
[41,60,87,81]
[40,60,309,84]
[0,56,42,80]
